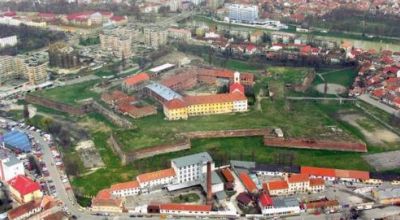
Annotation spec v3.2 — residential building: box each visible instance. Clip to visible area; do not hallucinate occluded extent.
[7,196,56,220]
[159,203,212,216]
[8,175,43,203]
[265,180,289,196]
[0,150,24,182]
[100,28,133,58]
[63,11,111,27]
[287,174,310,193]
[250,30,263,44]
[167,28,192,41]
[137,168,176,191]
[144,27,168,48]
[110,181,140,197]
[264,176,325,196]
[122,73,150,92]
[305,199,340,214]
[227,4,259,23]
[260,196,301,217]
[239,172,258,194]
[301,166,370,182]
[0,35,17,48]
[171,152,213,184]
[92,189,124,213]
[252,163,300,177]
[48,42,80,69]
[0,55,17,84]
[372,186,400,205]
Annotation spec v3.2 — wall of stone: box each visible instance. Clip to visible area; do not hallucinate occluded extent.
[25,94,89,115]
[182,128,271,139]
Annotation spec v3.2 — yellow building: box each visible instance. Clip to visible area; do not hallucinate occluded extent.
[91,189,124,213]
[8,175,43,204]
[163,91,247,120]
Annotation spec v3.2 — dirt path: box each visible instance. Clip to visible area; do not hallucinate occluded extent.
[315,83,347,95]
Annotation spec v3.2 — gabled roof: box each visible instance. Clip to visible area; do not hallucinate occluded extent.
[309,178,325,186]
[301,166,336,178]
[3,130,32,152]
[159,203,211,212]
[137,168,175,183]
[239,172,258,193]
[8,175,40,196]
[287,174,309,183]
[221,168,234,183]
[164,98,186,109]
[266,180,288,190]
[7,200,41,220]
[123,73,150,86]
[229,83,245,94]
[259,192,273,207]
[110,180,139,191]
[92,189,122,207]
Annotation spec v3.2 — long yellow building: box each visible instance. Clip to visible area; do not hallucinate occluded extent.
[163,91,247,120]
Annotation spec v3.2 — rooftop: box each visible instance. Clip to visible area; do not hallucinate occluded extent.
[3,130,32,152]
[171,152,212,168]
[123,73,150,86]
[239,172,258,193]
[137,168,175,183]
[149,63,175,73]
[272,196,299,208]
[8,175,40,196]
[159,203,211,212]
[287,174,309,183]
[145,82,182,101]
[110,180,139,191]
[266,180,288,190]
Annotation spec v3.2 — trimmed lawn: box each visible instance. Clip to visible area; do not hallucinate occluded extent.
[267,66,311,84]
[317,68,358,88]
[34,80,100,106]
[225,59,263,72]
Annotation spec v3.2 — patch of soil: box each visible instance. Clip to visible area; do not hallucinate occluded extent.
[315,83,346,95]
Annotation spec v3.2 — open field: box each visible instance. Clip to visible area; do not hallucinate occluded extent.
[339,113,400,146]
[315,68,358,88]
[267,66,311,84]
[34,80,100,106]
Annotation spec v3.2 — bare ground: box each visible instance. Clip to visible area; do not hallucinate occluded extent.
[340,114,400,146]
[315,83,346,95]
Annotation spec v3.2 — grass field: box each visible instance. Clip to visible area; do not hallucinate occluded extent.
[35,80,100,106]
[172,193,201,203]
[314,68,358,88]
[267,66,312,84]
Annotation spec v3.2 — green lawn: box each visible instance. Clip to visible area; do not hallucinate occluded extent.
[267,66,312,84]
[34,80,100,106]
[316,68,358,88]
[225,59,263,72]
[171,193,201,203]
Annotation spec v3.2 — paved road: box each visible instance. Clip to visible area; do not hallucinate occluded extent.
[357,94,399,115]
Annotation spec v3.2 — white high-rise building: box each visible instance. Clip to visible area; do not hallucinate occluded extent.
[0,151,24,182]
[228,4,259,22]
[171,152,214,184]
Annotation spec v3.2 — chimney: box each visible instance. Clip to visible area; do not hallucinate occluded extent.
[206,161,212,205]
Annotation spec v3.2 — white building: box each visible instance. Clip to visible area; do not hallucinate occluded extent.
[137,168,175,191]
[159,203,212,216]
[227,4,259,23]
[171,152,214,184]
[110,180,140,197]
[0,151,24,182]
[261,196,301,217]
[0,35,17,48]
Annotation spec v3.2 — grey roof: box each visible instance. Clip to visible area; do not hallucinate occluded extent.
[272,196,299,208]
[171,152,212,168]
[201,171,224,193]
[252,163,301,174]
[230,160,256,170]
[145,82,182,101]
[376,187,400,200]
[4,155,21,167]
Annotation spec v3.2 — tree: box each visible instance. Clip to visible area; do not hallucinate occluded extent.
[23,104,29,120]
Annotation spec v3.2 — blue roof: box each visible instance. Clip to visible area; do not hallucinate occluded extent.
[3,130,31,152]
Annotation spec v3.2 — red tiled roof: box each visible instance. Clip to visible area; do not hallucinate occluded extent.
[183,92,246,106]
[306,199,339,210]
[3,11,16,17]
[335,169,370,180]
[137,168,175,183]
[110,16,126,21]
[159,203,211,212]
[164,98,186,109]
[110,180,139,191]
[92,189,122,207]
[7,200,41,220]
[371,89,385,98]
[301,166,336,178]
[8,175,40,196]
[123,73,150,86]
[259,192,273,207]
[229,83,245,94]
[288,174,309,183]
[239,172,257,193]
[66,11,93,21]
[267,180,288,190]
[221,168,234,183]
[309,178,325,186]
